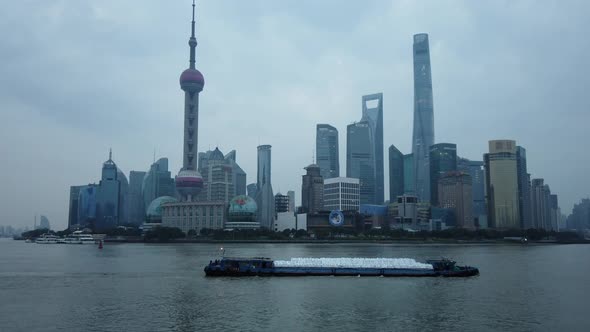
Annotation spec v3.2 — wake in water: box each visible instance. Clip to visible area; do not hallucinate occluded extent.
[273,258,433,269]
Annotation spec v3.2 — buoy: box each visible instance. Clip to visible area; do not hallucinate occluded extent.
[98,240,103,249]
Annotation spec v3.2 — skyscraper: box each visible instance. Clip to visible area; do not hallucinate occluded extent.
[403,154,415,194]
[438,171,473,229]
[346,121,375,205]
[142,158,174,209]
[458,158,486,227]
[128,170,146,225]
[429,143,457,206]
[362,93,384,204]
[412,33,435,203]
[316,124,339,180]
[530,178,555,231]
[484,140,520,229]
[68,185,84,228]
[224,150,247,196]
[175,0,205,202]
[199,148,234,203]
[301,164,324,214]
[516,146,532,229]
[95,150,128,230]
[323,177,360,212]
[287,190,295,212]
[388,145,404,202]
[275,193,290,213]
[247,183,257,199]
[255,145,275,228]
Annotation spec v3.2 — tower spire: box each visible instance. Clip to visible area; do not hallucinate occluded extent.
[109,148,112,161]
[189,0,197,69]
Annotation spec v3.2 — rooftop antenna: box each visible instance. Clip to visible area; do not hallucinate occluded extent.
[189,0,197,69]
[312,149,315,164]
[109,148,112,161]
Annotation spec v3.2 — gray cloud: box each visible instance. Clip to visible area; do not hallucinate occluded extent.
[1,0,588,229]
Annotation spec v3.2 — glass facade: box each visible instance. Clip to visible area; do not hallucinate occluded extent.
[516,146,532,229]
[255,145,274,228]
[316,124,339,180]
[438,172,473,228]
[142,158,174,210]
[429,143,457,205]
[412,33,435,203]
[403,154,415,194]
[484,140,520,229]
[346,121,375,205]
[361,93,384,204]
[458,158,486,226]
[388,145,404,202]
[301,164,324,214]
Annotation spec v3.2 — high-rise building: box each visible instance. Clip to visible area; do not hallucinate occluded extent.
[530,178,555,231]
[301,164,324,214]
[127,170,147,225]
[388,145,404,202]
[362,93,384,204]
[199,148,246,198]
[429,143,457,205]
[516,147,532,229]
[347,121,375,205]
[95,150,128,230]
[458,158,486,227]
[323,177,360,212]
[224,150,247,196]
[412,33,435,203]
[175,1,205,202]
[549,194,560,231]
[403,154,415,194]
[287,190,295,212]
[316,124,339,180]
[38,215,51,230]
[247,183,257,199]
[255,145,275,228]
[484,140,520,229]
[142,158,174,209]
[77,185,97,227]
[438,171,473,229]
[199,148,234,203]
[275,193,290,213]
[68,185,85,228]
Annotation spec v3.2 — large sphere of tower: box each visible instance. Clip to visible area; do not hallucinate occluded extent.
[179,68,205,92]
[175,169,204,200]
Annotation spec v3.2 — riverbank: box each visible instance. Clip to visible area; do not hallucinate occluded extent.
[102,237,590,245]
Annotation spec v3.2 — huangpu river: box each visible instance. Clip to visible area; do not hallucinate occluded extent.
[1,238,588,331]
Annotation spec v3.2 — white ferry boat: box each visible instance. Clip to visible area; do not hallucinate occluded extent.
[35,234,59,244]
[64,231,96,244]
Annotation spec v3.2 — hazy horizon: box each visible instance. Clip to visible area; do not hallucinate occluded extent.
[1,0,589,230]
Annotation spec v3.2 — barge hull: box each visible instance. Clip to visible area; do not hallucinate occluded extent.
[204,267,478,277]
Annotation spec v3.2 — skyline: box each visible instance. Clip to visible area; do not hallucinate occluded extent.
[1,1,589,229]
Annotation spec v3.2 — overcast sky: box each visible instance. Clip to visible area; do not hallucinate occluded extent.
[1,0,589,230]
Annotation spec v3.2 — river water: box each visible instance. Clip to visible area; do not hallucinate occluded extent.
[0,238,588,331]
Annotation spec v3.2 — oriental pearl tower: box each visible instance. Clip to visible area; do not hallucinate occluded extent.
[175,0,205,202]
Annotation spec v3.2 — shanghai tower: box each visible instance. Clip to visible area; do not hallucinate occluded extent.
[175,0,205,202]
[411,33,435,203]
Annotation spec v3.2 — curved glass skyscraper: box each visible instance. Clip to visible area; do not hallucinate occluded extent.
[412,33,435,203]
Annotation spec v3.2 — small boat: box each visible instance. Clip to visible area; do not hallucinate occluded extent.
[35,234,59,244]
[204,257,479,277]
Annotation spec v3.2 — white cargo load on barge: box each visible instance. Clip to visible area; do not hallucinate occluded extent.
[273,258,433,269]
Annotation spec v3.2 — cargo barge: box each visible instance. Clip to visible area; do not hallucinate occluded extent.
[204,257,479,277]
